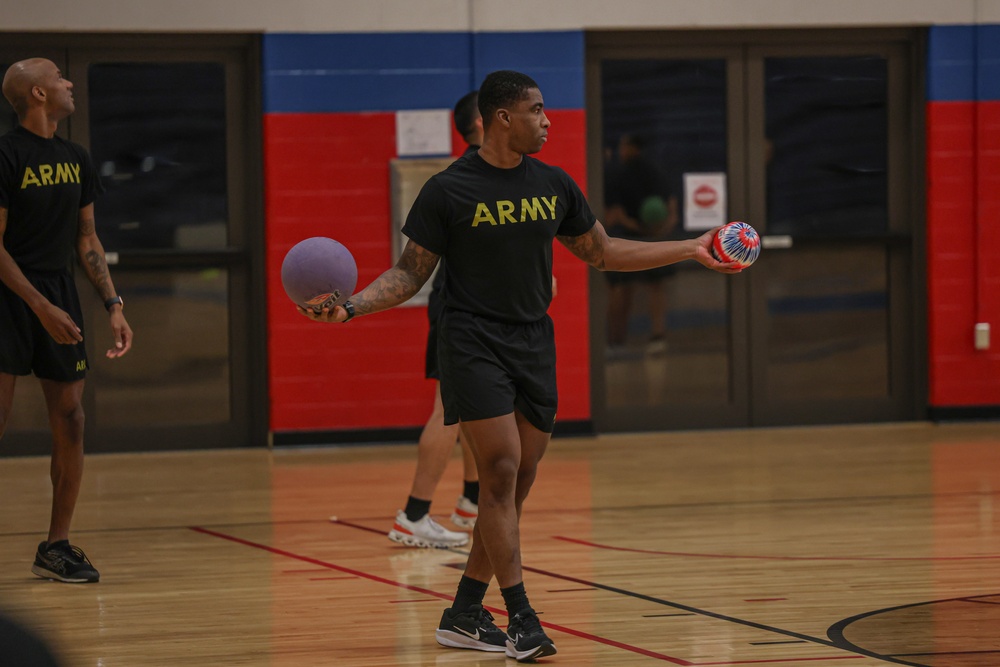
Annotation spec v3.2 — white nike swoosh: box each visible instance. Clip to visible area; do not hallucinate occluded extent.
[455,627,480,641]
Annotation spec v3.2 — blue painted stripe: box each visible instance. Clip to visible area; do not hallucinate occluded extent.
[473,31,585,109]
[262,31,586,113]
[263,33,475,112]
[927,25,975,102]
[978,25,1000,101]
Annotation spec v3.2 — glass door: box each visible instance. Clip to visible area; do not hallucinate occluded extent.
[746,44,918,425]
[588,49,751,431]
[588,30,921,431]
[68,46,265,452]
[1,36,264,455]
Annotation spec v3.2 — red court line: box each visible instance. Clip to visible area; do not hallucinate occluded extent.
[554,535,1000,562]
[190,525,695,664]
[695,659,865,665]
[191,526,872,665]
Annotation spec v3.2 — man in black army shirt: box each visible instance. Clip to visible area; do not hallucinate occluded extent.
[301,70,740,662]
[0,58,133,584]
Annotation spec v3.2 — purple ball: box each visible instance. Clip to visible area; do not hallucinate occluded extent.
[281,237,358,312]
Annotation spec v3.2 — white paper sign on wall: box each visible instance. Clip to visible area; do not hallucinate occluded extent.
[396,109,452,157]
[683,172,727,231]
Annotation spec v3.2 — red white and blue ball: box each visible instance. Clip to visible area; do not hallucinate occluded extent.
[711,221,760,268]
[281,237,358,312]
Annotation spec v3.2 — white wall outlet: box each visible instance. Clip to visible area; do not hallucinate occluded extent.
[974,323,990,350]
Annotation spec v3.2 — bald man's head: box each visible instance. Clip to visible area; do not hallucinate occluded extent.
[2,58,74,121]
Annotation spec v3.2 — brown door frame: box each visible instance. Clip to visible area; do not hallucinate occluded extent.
[0,34,266,455]
[586,28,926,432]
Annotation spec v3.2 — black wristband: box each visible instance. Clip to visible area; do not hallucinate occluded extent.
[342,300,355,322]
[104,296,123,311]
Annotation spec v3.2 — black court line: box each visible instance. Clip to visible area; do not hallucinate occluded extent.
[195,524,874,665]
[514,560,888,663]
[751,641,809,646]
[827,594,1000,667]
[312,486,1000,527]
[326,519,876,665]
[554,535,1000,562]
[191,526,694,664]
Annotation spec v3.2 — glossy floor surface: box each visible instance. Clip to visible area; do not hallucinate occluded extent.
[2,422,1000,666]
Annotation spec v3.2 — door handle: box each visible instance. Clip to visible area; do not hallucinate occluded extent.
[761,235,793,249]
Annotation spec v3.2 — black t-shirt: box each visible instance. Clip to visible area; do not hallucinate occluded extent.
[403,152,595,323]
[0,126,100,272]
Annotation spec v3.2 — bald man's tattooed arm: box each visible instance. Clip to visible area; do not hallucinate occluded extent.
[76,204,117,301]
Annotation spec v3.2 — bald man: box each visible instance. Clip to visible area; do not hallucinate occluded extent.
[1,58,133,583]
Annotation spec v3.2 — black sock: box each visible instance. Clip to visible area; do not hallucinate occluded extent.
[404,496,431,522]
[463,480,480,505]
[500,582,531,617]
[453,575,490,611]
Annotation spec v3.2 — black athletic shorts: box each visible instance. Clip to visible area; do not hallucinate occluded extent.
[0,270,88,382]
[437,308,558,433]
[424,288,444,380]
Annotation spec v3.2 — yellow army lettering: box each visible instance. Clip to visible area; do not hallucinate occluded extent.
[20,163,82,189]
[75,360,87,372]
[471,196,558,227]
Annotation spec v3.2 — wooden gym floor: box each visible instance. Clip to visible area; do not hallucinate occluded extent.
[2,421,1000,666]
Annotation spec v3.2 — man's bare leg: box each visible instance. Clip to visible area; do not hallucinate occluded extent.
[39,378,85,543]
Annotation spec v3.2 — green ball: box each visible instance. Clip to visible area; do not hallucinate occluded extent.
[639,196,669,227]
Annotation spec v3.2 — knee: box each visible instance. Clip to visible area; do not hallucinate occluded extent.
[479,456,519,501]
[53,401,85,433]
[514,465,539,503]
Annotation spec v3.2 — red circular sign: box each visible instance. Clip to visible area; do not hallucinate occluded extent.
[694,184,718,208]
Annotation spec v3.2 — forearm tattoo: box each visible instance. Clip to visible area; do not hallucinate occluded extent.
[352,241,439,316]
[84,249,113,300]
[558,226,607,270]
[79,216,114,300]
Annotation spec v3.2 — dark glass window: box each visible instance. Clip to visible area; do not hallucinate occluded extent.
[765,56,888,236]
[88,62,228,250]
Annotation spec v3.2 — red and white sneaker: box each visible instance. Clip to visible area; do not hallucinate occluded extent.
[388,510,469,548]
[450,496,478,529]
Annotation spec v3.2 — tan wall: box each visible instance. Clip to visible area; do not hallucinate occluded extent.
[4,0,997,33]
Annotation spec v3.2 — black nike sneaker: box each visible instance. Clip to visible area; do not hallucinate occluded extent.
[435,604,507,652]
[505,609,557,662]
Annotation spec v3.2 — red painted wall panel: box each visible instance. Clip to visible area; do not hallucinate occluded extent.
[926,101,1000,407]
[265,110,591,432]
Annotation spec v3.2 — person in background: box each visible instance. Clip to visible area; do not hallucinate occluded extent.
[0,58,133,583]
[604,133,679,352]
[387,91,483,548]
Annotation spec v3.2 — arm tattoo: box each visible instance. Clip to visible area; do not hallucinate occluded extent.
[352,240,439,316]
[78,215,114,299]
[78,215,96,236]
[558,225,607,270]
[84,249,114,300]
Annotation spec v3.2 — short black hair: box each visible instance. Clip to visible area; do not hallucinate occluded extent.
[453,90,480,139]
[478,70,540,128]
